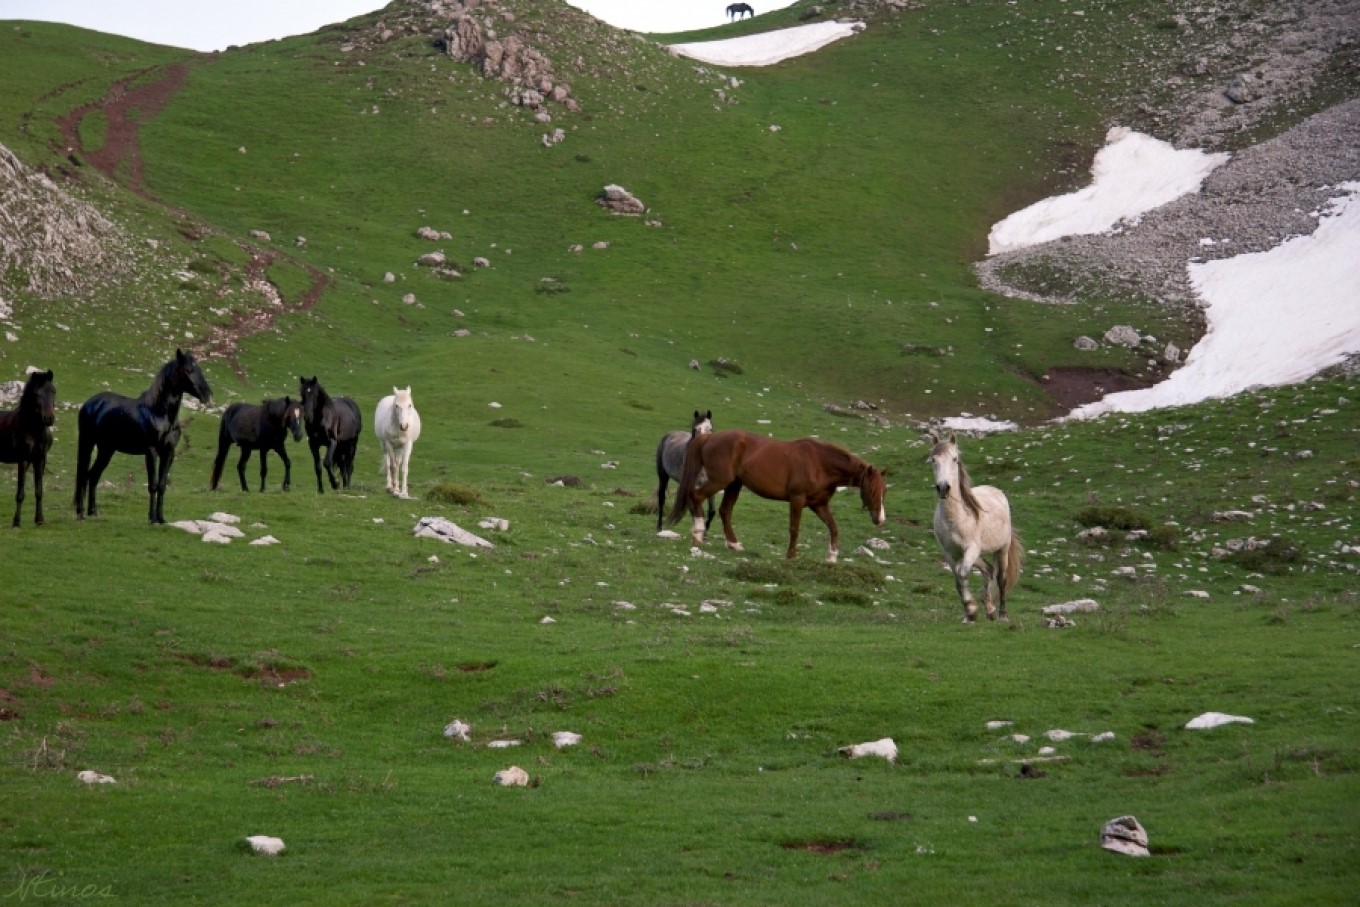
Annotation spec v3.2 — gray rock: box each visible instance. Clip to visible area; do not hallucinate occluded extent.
[1100,815,1150,857]
[1074,335,1099,351]
[1225,73,1261,104]
[1104,325,1141,348]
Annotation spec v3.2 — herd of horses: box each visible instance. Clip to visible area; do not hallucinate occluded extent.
[3,353,1020,623]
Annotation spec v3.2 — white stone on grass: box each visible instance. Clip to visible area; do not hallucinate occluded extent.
[76,770,116,784]
[493,766,530,787]
[413,516,494,548]
[1100,816,1149,857]
[210,512,241,525]
[552,731,582,748]
[443,720,471,741]
[487,739,521,749]
[249,535,280,546]
[838,738,897,762]
[984,720,1013,730]
[246,835,286,856]
[1185,712,1254,729]
[1042,599,1100,615]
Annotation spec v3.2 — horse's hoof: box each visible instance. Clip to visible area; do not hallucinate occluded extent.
[726,541,744,552]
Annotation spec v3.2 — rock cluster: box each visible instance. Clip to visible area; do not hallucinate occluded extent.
[435,0,579,114]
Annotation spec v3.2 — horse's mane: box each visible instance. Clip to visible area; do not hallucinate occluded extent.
[20,371,49,409]
[140,357,181,406]
[956,456,984,520]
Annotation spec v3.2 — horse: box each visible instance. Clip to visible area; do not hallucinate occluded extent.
[374,386,422,498]
[727,3,755,20]
[299,376,361,493]
[74,349,212,524]
[210,397,304,493]
[927,432,1023,623]
[0,369,56,527]
[653,409,716,534]
[668,429,887,562]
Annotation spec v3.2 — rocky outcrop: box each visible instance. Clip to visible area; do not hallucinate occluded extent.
[435,0,578,113]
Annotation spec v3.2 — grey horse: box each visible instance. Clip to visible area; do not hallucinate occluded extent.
[654,410,714,533]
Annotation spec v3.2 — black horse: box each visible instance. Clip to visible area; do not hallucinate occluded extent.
[211,397,304,493]
[727,3,754,20]
[74,349,212,524]
[299,376,361,493]
[0,369,56,527]
[654,409,716,534]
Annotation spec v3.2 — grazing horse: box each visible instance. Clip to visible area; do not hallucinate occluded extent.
[928,432,1023,623]
[210,397,304,492]
[653,409,715,534]
[299,376,361,493]
[727,2,754,20]
[75,349,212,524]
[668,429,887,562]
[374,386,422,498]
[0,369,56,527]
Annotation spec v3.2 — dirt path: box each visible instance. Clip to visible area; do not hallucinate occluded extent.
[53,63,329,381]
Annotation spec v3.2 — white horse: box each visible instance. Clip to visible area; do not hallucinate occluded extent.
[928,432,1022,623]
[374,386,421,497]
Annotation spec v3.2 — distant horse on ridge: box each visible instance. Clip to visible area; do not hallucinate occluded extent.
[727,3,755,20]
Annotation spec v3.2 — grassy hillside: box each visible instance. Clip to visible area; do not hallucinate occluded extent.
[1,1,1357,903]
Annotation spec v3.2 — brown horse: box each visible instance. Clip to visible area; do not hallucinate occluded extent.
[667,429,887,561]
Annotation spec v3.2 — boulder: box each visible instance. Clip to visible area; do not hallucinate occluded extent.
[1100,816,1149,857]
[1073,335,1099,351]
[1104,325,1141,348]
[597,184,645,216]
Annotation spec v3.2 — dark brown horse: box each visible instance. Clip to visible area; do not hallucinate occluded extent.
[211,397,304,492]
[668,429,887,561]
[727,3,754,20]
[0,369,56,527]
[75,349,212,524]
[299,376,361,493]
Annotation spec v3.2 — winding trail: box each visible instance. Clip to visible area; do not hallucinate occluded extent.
[52,62,329,381]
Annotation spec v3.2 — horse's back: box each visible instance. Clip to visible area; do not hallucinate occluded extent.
[334,396,362,439]
[78,392,154,451]
[658,430,690,481]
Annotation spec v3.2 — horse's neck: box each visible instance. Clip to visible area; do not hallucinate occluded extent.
[141,373,182,419]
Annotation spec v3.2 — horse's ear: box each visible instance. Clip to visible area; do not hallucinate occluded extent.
[926,431,938,444]
[694,410,701,420]
[705,410,713,420]
[176,348,186,361]
[948,432,957,444]
[393,386,400,396]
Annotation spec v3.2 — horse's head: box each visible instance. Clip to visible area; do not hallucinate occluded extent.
[283,396,304,441]
[175,349,212,404]
[299,376,322,423]
[859,464,888,525]
[22,369,56,427]
[392,386,415,432]
[927,432,961,499]
[692,409,714,436]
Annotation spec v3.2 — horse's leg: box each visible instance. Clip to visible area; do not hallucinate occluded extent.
[154,445,176,524]
[12,459,27,528]
[953,546,983,623]
[399,444,412,497]
[785,500,805,560]
[809,501,840,563]
[74,431,95,518]
[717,480,744,551]
[85,445,116,518]
[704,495,717,532]
[310,440,325,493]
[257,449,269,493]
[977,558,998,620]
[210,438,230,491]
[655,469,669,533]
[278,444,292,492]
[32,453,45,526]
[993,541,1012,621]
[144,450,159,523]
[237,447,252,492]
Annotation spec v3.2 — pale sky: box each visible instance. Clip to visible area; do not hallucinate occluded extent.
[0,0,800,51]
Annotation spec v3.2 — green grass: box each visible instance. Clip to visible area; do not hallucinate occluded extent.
[1,1,1358,903]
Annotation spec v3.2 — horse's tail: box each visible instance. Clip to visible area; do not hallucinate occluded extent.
[73,402,95,513]
[210,417,231,490]
[666,433,708,526]
[1000,530,1023,595]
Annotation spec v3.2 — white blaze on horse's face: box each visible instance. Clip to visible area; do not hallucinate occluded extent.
[930,442,959,499]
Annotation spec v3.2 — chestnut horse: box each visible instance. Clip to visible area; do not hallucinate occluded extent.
[668,429,887,562]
